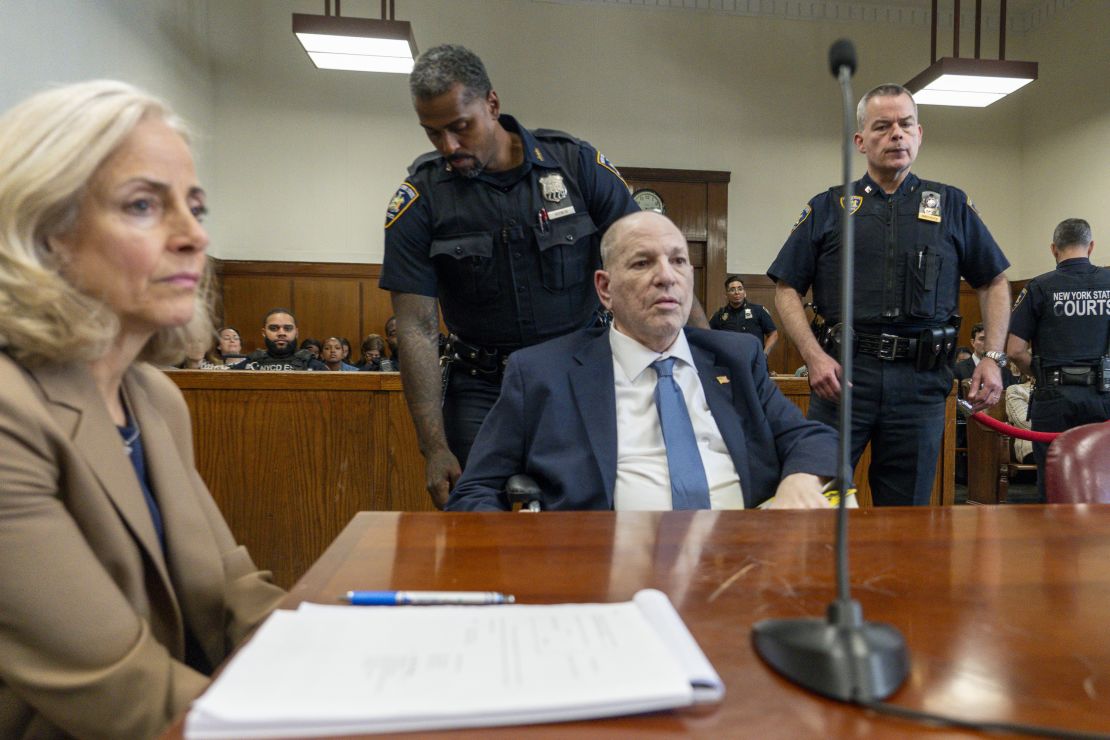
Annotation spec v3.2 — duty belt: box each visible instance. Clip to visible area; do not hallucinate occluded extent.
[855,332,918,361]
[448,336,518,381]
[1038,365,1099,387]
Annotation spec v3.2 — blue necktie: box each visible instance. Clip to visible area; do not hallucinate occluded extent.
[651,357,711,510]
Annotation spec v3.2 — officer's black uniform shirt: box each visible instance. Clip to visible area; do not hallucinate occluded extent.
[767,172,1009,332]
[1009,257,1110,367]
[380,114,638,350]
[709,300,776,340]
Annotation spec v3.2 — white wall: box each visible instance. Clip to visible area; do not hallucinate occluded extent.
[0,0,215,186]
[205,0,1033,272]
[1,0,1103,278]
[1011,0,1110,278]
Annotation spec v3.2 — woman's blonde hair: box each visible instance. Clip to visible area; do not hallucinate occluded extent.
[0,79,213,367]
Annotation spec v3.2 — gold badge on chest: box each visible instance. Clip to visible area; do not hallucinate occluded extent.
[918,190,942,223]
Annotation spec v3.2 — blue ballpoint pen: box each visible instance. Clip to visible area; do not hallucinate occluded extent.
[343,590,516,606]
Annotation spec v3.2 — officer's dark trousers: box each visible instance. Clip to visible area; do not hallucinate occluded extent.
[808,355,952,506]
[443,367,503,470]
[1030,386,1110,502]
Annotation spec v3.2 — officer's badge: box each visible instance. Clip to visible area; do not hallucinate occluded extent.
[839,195,863,215]
[918,190,942,223]
[744,308,753,319]
[596,151,628,185]
[384,182,419,228]
[539,173,568,203]
[1013,287,1028,310]
[790,205,812,232]
[721,312,729,321]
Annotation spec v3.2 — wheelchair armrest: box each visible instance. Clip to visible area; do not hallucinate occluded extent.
[505,474,542,512]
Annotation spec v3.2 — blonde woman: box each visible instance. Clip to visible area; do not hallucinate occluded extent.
[0,81,283,738]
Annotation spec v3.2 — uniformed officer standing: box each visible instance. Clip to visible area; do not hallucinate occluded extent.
[1006,218,1110,501]
[709,275,779,355]
[381,45,691,508]
[767,83,1012,506]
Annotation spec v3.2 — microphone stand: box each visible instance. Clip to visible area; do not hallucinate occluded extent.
[751,40,910,703]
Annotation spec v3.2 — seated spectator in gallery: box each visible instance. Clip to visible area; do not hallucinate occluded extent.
[384,315,400,368]
[340,337,354,364]
[1005,376,1036,464]
[321,336,359,371]
[205,325,245,366]
[357,333,395,371]
[299,337,322,360]
[0,79,284,738]
[175,333,217,369]
[232,309,325,370]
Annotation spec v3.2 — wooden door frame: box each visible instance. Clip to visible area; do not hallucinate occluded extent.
[621,167,730,317]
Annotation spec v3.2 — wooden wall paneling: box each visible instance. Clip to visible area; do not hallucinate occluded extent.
[361,277,394,343]
[687,241,707,311]
[622,168,729,318]
[706,181,728,318]
[292,277,362,349]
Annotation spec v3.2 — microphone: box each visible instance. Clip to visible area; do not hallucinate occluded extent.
[752,39,910,704]
[828,38,857,78]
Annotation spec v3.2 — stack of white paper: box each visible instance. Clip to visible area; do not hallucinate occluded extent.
[186,589,723,738]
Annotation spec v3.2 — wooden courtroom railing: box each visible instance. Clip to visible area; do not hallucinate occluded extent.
[167,370,433,588]
[167,371,955,588]
[773,376,956,508]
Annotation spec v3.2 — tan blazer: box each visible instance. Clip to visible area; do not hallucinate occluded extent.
[0,354,285,739]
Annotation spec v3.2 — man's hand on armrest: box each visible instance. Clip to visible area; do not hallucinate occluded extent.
[764,473,832,509]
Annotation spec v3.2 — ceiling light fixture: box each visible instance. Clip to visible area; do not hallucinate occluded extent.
[293,0,418,74]
[905,0,1037,107]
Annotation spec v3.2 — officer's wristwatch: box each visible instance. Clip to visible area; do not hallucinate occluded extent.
[983,350,1009,368]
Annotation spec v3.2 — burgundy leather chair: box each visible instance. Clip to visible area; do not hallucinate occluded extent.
[1044,422,1110,504]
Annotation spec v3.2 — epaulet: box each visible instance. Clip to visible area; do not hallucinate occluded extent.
[532,128,580,145]
[407,151,443,176]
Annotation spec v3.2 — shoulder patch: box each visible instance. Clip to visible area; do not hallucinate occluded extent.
[791,205,812,232]
[1012,286,1028,311]
[385,182,419,229]
[839,195,863,215]
[596,151,627,186]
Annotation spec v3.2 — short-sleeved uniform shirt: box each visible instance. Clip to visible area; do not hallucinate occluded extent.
[1009,257,1110,367]
[709,301,776,341]
[767,172,1009,331]
[380,114,638,349]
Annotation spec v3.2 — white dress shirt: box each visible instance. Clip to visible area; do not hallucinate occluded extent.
[609,327,744,510]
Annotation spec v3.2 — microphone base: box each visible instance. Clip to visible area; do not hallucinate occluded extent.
[751,599,909,703]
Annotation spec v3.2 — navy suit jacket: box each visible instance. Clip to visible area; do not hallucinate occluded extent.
[447,327,837,511]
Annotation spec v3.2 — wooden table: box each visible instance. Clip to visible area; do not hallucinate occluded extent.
[168,506,1110,738]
